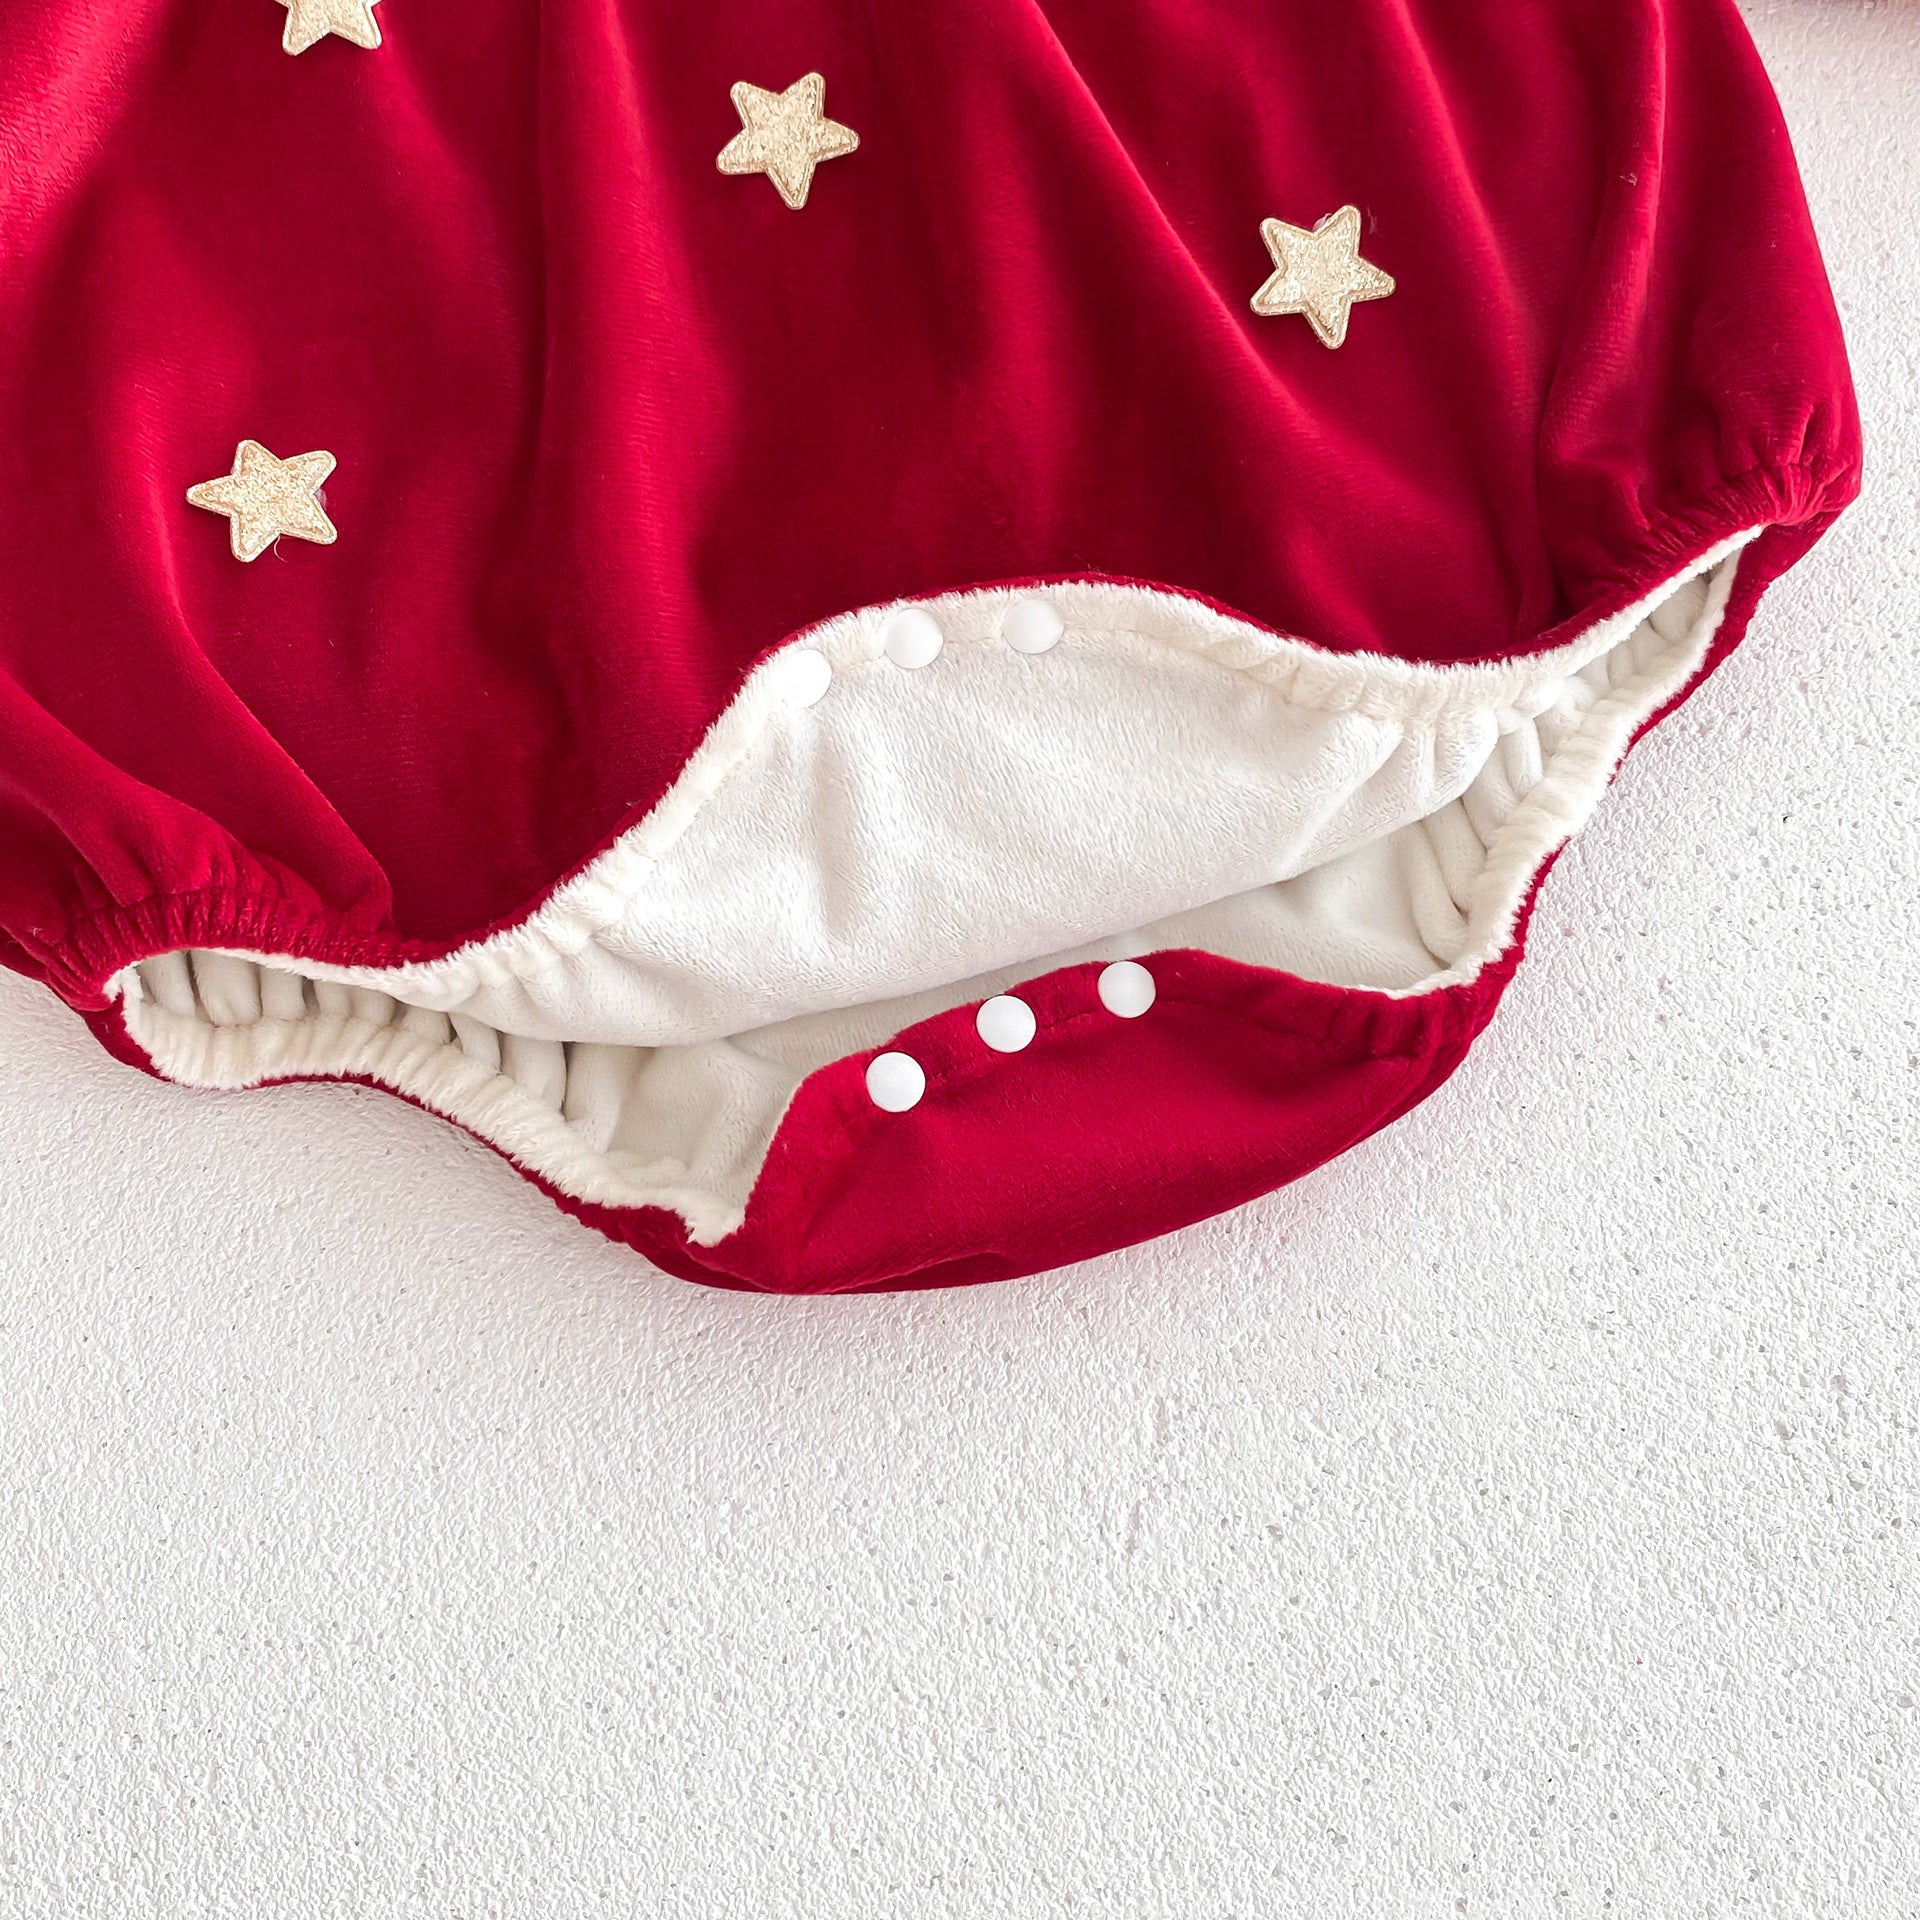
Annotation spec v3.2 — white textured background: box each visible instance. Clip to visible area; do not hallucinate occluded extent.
[3,7,1916,1914]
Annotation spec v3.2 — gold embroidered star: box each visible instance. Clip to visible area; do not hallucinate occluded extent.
[278,0,381,57]
[187,442,339,562]
[1251,205,1396,349]
[716,73,859,210]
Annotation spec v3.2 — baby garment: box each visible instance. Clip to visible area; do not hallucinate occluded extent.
[0,1,1859,1290]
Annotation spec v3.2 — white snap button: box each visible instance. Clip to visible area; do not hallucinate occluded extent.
[865,1050,927,1112]
[1003,598,1064,655]
[783,647,833,708]
[975,994,1037,1053]
[883,608,944,670]
[1097,960,1156,1019]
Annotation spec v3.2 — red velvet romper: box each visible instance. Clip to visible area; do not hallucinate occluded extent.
[0,1,1860,1290]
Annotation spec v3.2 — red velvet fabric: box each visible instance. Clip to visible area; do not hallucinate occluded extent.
[572,945,1522,1296]
[0,1,1859,1290]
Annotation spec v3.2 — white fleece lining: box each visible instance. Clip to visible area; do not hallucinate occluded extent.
[115,534,1756,1243]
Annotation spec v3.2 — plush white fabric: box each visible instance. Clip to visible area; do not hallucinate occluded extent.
[117,538,1749,1241]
